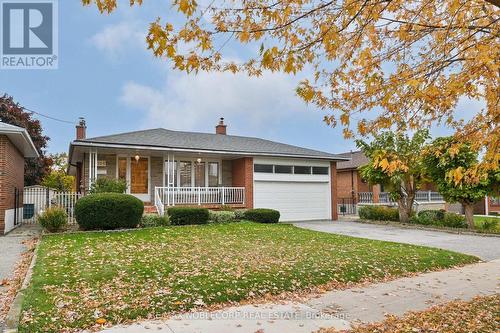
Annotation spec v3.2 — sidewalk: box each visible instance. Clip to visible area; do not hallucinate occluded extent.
[98,260,500,333]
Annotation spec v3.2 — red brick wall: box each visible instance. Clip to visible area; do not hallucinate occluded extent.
[232,157,253,209]
[0,135,25,234]
[337,169,372,199]
[331,161,338,220]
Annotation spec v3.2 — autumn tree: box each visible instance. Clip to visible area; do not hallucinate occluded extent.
[83,0,499,171]
[41,153,75,191]
[0,94,52,185]
[357,130,430,223]
[423,137,498,229]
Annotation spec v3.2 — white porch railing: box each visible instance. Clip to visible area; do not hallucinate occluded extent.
[358,192,373,203]
[155,187,245,215]
[358,191,444,204]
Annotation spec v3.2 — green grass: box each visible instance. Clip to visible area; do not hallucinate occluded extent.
[20,222,478,332]
[473,215,500,233]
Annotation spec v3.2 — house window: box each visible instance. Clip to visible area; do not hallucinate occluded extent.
[208,162,219,186]
[118,157,127,180]
[294,166,311,174]
[195,162,206,187]
[312,166,329,175]
[254,164,273,173]
[275,165,293,174]
[179,161,192,187]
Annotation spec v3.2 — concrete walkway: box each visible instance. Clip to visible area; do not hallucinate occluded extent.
[294,220,500,261]
[98,259,499,333]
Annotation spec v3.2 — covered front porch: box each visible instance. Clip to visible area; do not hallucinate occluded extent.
[72,147,252,210]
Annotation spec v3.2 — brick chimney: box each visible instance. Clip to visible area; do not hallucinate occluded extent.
[215,117,227,135]
[76,117,86,140]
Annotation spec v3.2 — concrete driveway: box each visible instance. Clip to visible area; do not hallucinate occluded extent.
[294,220,500,261]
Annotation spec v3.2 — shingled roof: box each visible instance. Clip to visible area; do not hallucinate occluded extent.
[336,150,369,170]
[72,128,346,160]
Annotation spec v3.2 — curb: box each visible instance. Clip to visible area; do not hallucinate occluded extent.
[347,219,500,238]
[4,240,39,333]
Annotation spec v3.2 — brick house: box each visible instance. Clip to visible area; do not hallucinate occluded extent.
[0,122,39,235]
[67,118,347,221]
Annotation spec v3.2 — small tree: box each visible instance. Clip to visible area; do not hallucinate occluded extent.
[423,137,497,229]
[42,171,74,191]
[89,177,127,194]
[357,130,430,223]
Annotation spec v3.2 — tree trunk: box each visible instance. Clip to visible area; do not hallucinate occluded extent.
[397,199,410,223]
[464,203,475,229]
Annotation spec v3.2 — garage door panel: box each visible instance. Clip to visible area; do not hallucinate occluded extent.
[254,181,330,221]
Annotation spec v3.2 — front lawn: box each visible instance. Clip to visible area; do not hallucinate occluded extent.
[473,215,500,233]
[20,222,478,332]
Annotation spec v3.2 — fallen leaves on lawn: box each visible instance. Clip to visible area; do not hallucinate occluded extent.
[18,223,477,332]
[317,294,500,333]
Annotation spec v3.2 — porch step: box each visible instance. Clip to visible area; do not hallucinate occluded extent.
[144,206,158,214]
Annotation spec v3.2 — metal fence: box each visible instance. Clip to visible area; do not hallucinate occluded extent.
[23,186,82,224]
[337,197,357,215]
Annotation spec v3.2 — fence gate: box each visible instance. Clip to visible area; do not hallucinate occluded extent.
[23,187,82,225]
[337,197,357,216]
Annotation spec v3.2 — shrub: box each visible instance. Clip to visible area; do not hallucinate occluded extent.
[418,209,445,221]
[209,210,236,223]
[244,208,280,223]
[75,193,144,230]
[358,205,399,222]
[167,207,209,225]
[38,206,67,232]
[479,218,499,231]
[442,212,467,228]
[89,177,127,194]
[234,209,247,220]
[219,205,234,211]
[140,214,170,228]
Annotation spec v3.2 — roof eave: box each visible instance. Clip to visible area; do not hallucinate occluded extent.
[70,140,350,162]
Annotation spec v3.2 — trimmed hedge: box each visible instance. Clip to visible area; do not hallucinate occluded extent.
[75,193,144,230]
[140,214,170,228]
[38,206,67,232]
[167,207,209,225]
[358,205,399,222]
[243,208,280,223]
[410,210,467,229]
[209,210,236,223]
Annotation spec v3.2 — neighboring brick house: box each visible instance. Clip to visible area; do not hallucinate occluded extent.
[67,118,347,221]
[336,151,381,202]
[0,122,39,235]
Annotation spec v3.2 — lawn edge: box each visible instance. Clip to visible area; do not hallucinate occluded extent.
[4,238,39,333]
[341,218,500,237]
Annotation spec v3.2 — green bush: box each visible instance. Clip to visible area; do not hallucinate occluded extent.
[418,209,445,221]
[167,207,209,225]
[75,193,144,230]
[442,212,467,228]
[234,209,247,220]
[479,218,499,231]
[209,210,236,223]
[140,214,170,228]
[243,208,280,223]
[38,206,67,232]
[89,177,127,194]
[358,205,399,222]
[219,205,234,211]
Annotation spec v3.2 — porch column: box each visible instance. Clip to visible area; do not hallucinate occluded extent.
[372,184,380,203]
[88,149,97,190]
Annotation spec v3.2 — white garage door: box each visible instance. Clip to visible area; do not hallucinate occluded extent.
[254,181,331,221]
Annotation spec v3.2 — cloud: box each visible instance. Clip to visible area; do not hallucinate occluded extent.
[89,21,146,58]
[119,70,310,136]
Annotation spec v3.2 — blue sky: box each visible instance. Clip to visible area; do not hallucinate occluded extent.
[1,0,480,154]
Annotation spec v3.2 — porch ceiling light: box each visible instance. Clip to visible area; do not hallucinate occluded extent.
[196,157,202,163]
[134,155,140,162]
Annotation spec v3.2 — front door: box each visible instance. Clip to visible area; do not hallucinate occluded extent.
[130,157,149,201]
